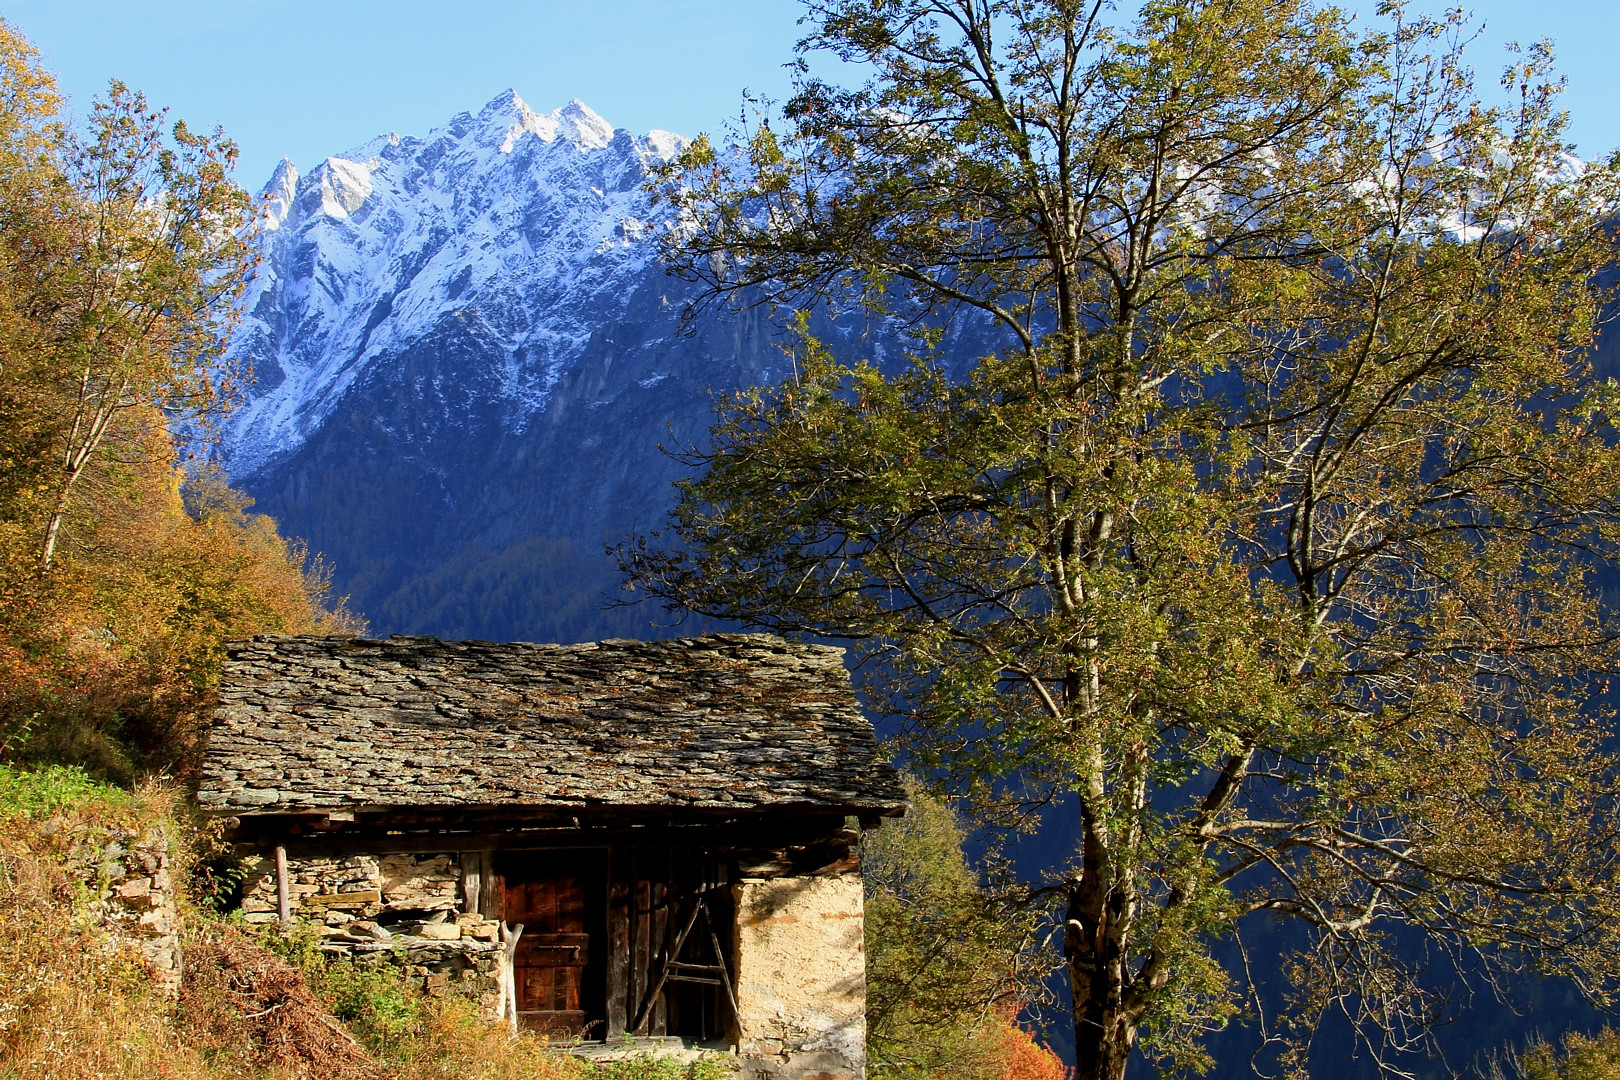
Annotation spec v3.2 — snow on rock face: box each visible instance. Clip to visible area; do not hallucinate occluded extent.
[220,91,686,477]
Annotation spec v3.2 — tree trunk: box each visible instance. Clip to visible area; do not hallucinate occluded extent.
[1067,878,1136,1080]
[39,482,72,572]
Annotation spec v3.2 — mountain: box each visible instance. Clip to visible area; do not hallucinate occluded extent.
[219,92,804,643]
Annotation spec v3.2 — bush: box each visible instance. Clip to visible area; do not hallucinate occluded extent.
[864,783,1062,1080]
[0,762,130,820]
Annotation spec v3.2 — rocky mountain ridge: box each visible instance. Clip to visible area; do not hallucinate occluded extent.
[218,92,802,642]
[224,91,682,479]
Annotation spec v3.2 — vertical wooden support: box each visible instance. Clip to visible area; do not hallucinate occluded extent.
[274,844,291,926]
[650,849,669,1034]
[500,921,525,1035]
[631,854,651,1034]
[606,847,631,1037]
[479,853,502,919]
[459,852,482,915]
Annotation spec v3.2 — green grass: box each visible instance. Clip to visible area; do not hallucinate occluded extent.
[0,762,130,820]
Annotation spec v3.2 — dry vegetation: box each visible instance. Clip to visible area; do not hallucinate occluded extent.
[0,766,726,1080]
[0,762,1078,1080]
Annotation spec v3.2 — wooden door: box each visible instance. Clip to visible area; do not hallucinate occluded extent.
[501,856,605,1038]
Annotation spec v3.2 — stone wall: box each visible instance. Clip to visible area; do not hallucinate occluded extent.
[732,871,866,1080]
[239,845,869,1078]
[58,818,182,996]
[241,850,506,1016]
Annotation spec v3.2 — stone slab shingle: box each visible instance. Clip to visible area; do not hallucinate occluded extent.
[198,633,907,816]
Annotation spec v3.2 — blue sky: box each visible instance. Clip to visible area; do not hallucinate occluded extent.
[3,1,1617,190]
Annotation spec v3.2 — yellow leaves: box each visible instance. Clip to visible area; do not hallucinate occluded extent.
[0,26,326,780]
[0,408,359,780]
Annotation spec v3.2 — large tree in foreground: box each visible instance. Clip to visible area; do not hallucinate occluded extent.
[622,1,1620,1077]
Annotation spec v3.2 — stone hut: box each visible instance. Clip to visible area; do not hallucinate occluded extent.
[197,633,907,1080]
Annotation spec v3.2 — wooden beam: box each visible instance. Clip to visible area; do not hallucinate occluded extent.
[214,803,904,831]
[274,844,291,925]
[707,917,742,1040]
[459,852,481,915]
[252,817,851,859]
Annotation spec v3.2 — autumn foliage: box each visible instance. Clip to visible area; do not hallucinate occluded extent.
[988,1009,1071,1080]
[0,22,360,781]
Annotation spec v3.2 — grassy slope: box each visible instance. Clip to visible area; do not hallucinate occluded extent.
[0,765,728,1080]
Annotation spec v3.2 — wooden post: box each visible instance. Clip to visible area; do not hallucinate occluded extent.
[500,921,525,1035]
[459,852,481,915]
[274,845,291,926]
[631,870,651,1034]
[480,853,501,919]
[607,848,631,1037]
[649,851,670,1034]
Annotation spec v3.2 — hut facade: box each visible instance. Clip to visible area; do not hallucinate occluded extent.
[197,633,907,1080]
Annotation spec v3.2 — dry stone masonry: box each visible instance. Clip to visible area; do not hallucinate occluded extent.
[241,852,506,1012]
[58,818,182,996]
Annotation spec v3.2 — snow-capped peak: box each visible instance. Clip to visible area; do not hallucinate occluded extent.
[554,99,615,151]
[219,91,688,478]
[477,88,543,151]
[472,91,617,154]
[259,158,299,232]
[315,155,376,218]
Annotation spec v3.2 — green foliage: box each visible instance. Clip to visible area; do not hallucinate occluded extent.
[1511,1031,1620,1080]
[317,959,425,1045]
[629,2,1620,1077]
[259,919,330,973]
[584,1055,734,1080]
[864,783,1044,1080]
[261,924,437,1051]
[0,762,129,820]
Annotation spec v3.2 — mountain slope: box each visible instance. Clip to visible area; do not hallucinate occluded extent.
[220,92,799,642]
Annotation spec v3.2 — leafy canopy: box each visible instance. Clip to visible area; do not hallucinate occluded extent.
[625,1,1620,1077]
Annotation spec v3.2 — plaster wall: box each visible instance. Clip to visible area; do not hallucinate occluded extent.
[732,872,865,1080]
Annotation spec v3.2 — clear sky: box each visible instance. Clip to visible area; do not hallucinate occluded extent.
[2,1,1617,191]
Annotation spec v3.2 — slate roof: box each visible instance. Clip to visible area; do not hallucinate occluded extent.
[197,633,908,817]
